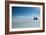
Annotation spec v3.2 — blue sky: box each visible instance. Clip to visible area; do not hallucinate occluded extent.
[12,6,40,16]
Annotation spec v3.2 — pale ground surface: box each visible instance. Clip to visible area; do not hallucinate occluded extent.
[12,16,40,28]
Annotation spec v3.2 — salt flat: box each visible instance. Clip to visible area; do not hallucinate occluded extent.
[12,16,40,28]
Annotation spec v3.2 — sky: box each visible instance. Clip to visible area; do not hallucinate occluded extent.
[12,6,40,16]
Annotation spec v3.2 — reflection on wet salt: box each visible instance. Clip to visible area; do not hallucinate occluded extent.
[12,16,40,28]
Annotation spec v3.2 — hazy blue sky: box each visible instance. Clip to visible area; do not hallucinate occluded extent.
[12,6,40,16]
